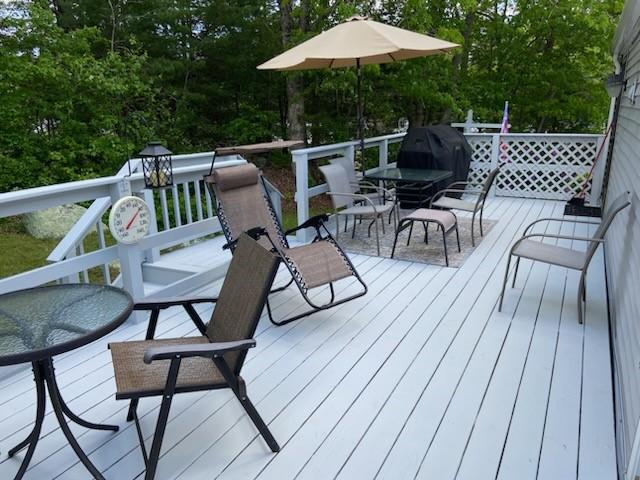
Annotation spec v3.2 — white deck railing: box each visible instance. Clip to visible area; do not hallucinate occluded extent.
[291,131,605,242]
[0,154,253,304]
[0,130,604,301]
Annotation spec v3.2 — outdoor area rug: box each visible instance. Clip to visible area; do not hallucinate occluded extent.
[335,214,496,267]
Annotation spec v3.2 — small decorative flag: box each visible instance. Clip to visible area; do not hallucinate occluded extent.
[500,101,509,134]
[500,101,509,162]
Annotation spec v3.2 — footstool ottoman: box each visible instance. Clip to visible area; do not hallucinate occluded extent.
[391,208,460,266]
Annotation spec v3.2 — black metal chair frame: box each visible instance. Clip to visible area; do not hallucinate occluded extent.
[390,213,461,266]
[114,230,280,480]
[206,174,368,327]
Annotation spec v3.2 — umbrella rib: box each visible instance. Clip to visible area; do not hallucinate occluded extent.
[329,58,335,69]
[388,52,397,62]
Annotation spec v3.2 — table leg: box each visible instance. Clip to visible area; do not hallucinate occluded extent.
[42,358,107,480]
[8,362,45,480]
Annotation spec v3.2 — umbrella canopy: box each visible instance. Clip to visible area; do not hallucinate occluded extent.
[257,16,459,71]
[258,16,459,171]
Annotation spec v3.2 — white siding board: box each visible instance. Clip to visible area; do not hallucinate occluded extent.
[603,35,640,472]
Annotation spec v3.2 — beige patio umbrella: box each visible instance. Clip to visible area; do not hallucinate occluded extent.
[258,16,459,164]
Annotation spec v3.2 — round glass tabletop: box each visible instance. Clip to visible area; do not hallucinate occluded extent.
[0,284,133,366]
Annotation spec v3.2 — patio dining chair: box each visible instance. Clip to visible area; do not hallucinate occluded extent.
[430,166,501,246]
[329,156,396,222]
[204,163,367,327]
[498,191,631,324]
[319,163,398,256]
[108,232,280,480]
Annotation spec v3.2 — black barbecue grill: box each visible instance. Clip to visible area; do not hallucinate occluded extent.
[395,125,472,208]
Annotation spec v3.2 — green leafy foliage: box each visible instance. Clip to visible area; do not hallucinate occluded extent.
[0,0,623,192]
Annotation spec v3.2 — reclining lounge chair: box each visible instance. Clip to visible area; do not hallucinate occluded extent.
[204,163,367,326]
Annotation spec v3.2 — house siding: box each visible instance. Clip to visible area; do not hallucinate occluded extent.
[607,9,640,476]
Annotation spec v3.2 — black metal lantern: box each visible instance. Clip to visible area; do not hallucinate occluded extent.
[139,141,173,188]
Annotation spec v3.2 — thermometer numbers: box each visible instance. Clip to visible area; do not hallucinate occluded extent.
[109,196,152,244]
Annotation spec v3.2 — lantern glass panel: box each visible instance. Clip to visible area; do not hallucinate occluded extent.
[141,153,173,188]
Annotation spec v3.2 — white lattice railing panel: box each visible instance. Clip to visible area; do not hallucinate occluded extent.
[465,134,603,201]
[466,136,493,187]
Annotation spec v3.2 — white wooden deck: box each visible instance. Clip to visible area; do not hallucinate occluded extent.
[0,197,616,480]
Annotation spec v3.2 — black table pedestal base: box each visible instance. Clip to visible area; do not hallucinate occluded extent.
[8,359,119,480]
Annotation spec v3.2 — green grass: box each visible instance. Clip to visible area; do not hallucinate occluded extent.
[0,217,119,283]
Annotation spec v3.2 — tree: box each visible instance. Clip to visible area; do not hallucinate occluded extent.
[0,1,163,190]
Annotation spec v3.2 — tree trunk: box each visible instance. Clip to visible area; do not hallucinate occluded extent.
[279,0,306,143]
[409,101,426,128]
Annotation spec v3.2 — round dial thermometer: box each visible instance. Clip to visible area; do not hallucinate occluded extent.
[109,196,151,244]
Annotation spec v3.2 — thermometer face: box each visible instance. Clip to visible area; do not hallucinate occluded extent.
[108,196,151,244]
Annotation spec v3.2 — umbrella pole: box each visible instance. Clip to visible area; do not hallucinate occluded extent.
[356,58,366,173]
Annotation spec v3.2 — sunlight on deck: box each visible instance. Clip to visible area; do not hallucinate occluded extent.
[0,197,615,480]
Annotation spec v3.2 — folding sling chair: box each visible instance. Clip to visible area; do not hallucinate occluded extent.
[109,231,280,480]
[204,163,367,326]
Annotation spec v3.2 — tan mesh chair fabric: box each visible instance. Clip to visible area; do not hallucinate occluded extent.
[283,241,352,289]
[110,337,224,398]
[404,208,457,231]
[214,163,260,191]
[109,234,279,397]
[206,233,279,373]
[319,163,357,210]
[329,157,360,190]
[587,192,632,261]
[431,196,476,212]
[205,164,358,296]
[205,164,284,251]
[512,192,632,271]
[512,241,587,270]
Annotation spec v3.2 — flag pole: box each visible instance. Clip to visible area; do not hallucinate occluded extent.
[356,58,366,173]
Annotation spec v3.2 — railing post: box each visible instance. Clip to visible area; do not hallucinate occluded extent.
[110,179,145,323]
[292,150,311,243]
[379,139,389,170]
[464,109,474,133]
[346,144,355,167]
[61,248,80,284]
[143,189,160,262]
[489,133,501,197]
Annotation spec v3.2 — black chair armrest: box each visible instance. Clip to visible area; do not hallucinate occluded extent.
[284,214,329,236]
[134,297,218,311]
[143,339,256,364]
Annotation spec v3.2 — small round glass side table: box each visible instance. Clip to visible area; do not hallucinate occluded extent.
[0,284,133,480]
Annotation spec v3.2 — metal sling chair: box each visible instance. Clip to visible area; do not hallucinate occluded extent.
[430,166,501,246]
[109,231,280,480]
[498,191,631,324]
[203,163,367,326]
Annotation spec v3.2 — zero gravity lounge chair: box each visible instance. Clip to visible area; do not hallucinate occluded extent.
[109,232,280,480]
[204,163,367,326]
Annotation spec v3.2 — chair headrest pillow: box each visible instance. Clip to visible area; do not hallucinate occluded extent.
[213,163,260,191]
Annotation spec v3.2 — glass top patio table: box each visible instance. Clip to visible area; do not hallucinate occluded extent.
[0,284,133,366]
[364,167,453,183]
[0,284,133,480]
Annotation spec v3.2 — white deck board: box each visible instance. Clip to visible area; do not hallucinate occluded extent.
[0,197,616,480]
